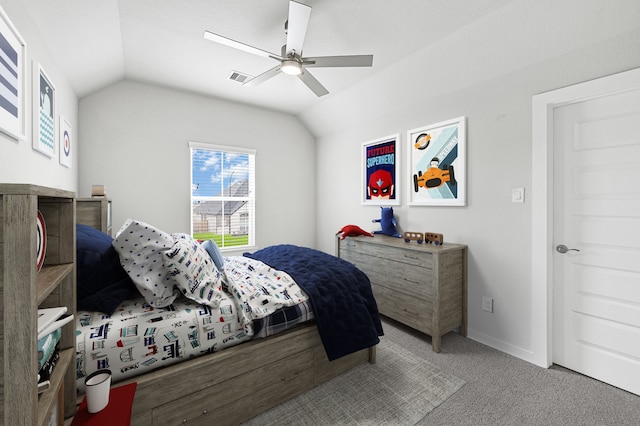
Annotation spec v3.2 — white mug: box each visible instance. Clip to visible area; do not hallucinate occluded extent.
[85,369,112,413]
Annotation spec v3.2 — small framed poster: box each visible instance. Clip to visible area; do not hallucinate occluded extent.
[32,61,56,157]
[59,115,72,167]
[407,116,466,206]
[362,134,400,206]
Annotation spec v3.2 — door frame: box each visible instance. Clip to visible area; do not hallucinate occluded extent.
[531,67,640,368]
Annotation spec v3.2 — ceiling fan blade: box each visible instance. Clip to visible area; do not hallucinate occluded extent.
[285,1,311,56]
[298,69,329,97]
[204,30,282,61]
[244,65,282,87]
[303,55,374,68]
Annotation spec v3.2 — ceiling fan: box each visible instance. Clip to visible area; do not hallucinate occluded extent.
[203,0,373,97]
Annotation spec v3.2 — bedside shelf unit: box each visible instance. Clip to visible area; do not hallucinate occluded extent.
[337,235,467,352]
[0,184,77,425]
[76,197,112,236]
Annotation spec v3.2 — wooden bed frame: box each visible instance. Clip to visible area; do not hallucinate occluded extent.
[113,321,375,425]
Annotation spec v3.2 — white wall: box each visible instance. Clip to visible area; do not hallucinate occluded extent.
[8,0,640,368]
[0,0,78,191]
[78,80,316,253]
[306,1,640,364]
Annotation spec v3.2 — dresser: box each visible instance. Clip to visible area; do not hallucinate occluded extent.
[337,235,467,352]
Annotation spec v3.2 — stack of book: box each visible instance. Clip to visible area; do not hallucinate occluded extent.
[37,307,74,394]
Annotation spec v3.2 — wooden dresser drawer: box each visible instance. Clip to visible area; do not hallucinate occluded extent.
[371,284,433,334]
[341,237,434,268]
[341,248,434,300]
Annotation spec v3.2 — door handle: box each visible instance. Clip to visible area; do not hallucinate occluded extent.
[556,244,580,254]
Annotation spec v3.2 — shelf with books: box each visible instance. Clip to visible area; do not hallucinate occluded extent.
[0,184,77,425]
[38,350,73,426]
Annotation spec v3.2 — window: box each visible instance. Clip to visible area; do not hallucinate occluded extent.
[189,142,255,249]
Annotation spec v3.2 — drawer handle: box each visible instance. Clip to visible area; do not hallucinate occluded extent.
[403,254,420,260]
[403,278,420,284]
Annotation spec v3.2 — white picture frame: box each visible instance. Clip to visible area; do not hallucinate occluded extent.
[59,115,72,167]
[406,116,466,206]
[0,6,27,141]
[362,133,401,206]
[32,61,56,157]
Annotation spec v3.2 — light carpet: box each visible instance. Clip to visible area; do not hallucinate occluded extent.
[242,338,465,425]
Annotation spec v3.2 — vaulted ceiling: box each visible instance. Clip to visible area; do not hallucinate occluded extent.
[21,0,515,114]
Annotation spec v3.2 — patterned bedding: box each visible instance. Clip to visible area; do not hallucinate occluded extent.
[253,300,314,338]
[76,294,248,393]
[76,255,312,393]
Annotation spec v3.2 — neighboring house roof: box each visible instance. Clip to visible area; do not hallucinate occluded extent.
[193,180,248,216]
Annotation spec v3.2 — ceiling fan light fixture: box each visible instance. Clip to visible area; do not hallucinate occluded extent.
[281,59,303,76]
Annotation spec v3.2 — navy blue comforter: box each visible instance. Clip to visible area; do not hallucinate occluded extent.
[245,244,383,361]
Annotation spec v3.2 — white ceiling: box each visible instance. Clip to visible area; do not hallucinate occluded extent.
[21,0,516,115]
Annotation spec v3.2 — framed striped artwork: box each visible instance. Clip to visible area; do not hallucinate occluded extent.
[0,6,27,141]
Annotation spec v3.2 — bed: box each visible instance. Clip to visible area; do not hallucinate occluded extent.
[75,220,383,425]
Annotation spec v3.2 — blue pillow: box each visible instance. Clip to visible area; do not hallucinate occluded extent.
[202,239,225,270]
[76,224,136,314]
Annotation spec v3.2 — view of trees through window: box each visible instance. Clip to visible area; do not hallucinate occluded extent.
[190,144,255,248]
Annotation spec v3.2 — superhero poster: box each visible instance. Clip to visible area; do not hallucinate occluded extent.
[362,134,400,206]
[407,116,466,206]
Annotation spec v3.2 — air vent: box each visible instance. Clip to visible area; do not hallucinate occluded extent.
[228,71,252,84]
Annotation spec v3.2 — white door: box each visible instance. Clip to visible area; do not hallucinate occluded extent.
[552,87,640,395]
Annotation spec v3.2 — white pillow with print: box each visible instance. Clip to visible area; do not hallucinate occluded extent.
[163,234,226,307]
[112,219,178,307]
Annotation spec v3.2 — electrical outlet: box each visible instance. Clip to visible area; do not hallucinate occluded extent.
[482,296,494,313]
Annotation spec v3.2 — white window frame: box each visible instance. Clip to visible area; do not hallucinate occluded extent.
[189,141,256,250]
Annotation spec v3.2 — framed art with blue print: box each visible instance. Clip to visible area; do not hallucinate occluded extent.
[32,61,56,157]
[407,116,466,206]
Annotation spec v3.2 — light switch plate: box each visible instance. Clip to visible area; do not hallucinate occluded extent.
[512,187,525,203]
[482,296,494,313]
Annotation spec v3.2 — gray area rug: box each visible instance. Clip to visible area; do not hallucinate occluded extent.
[242,338,465,425]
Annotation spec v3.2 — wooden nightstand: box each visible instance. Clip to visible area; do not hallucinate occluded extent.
[76,198,112,236]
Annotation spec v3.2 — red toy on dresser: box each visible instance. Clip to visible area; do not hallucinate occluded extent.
[336,225,374,240]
